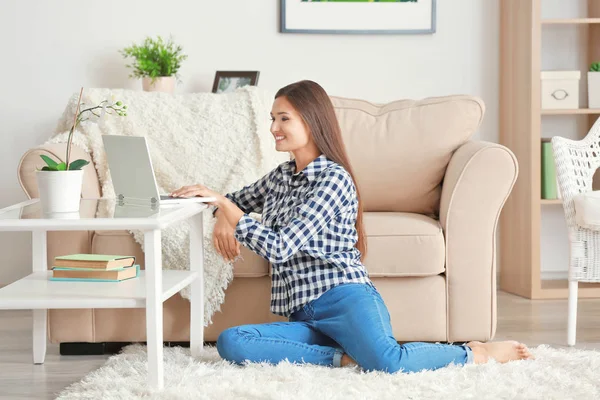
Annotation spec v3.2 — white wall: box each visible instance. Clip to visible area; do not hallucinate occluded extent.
[0,0,499,284]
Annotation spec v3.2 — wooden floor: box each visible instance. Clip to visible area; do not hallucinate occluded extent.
[0,291,599,399]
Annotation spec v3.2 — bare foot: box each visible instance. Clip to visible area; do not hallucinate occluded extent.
[467,340,534,364]
[340,353,357,367]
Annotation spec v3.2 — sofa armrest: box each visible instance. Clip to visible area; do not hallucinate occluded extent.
[440,141,518,342]
[17,143,102,268]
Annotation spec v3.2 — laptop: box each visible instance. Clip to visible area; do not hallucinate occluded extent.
[101,135,216,206]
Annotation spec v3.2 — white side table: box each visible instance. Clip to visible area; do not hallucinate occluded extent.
[0,198,213,389]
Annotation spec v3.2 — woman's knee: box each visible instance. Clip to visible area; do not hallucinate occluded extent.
[217,326,260,364]
[217,327,245,364]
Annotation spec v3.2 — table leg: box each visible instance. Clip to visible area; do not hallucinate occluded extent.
[145,229,164,389]
[189,212,204,357]
[32,231,47,365]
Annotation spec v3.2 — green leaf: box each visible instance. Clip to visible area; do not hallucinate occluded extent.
[41,166,54,171]
[120,35,187,80]
[56,162,67,171]
[40,154,59,168]
[68,159,89,170]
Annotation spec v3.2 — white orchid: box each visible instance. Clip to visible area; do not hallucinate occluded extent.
[78,98,127,124]
[39,88,129,171]
[100,101,109,119]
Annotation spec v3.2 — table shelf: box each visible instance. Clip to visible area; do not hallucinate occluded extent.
[0,270,198,309]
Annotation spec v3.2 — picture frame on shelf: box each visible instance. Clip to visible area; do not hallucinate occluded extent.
[212,71,260,94]
[280,0,436,35]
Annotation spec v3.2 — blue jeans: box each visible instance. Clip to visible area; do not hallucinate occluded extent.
[216,283,473,373]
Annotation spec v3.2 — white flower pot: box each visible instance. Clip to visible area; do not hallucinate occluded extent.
[588,71,600,109]
[36,170,84,213]
[142,77,175,94]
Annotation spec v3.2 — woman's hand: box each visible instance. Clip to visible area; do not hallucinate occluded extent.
[213,209,241,262]
[169,184,223,207]
[170,184,245,261]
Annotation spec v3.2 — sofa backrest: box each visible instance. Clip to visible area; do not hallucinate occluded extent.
[330,95,485,215]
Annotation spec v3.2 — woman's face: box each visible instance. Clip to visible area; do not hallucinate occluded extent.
[270,96,313,152]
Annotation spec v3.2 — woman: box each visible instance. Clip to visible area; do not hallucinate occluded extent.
[170,80,533,373]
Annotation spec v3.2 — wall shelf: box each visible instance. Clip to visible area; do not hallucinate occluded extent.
[539,280,600,299]
[542,109,600,115]
[500,0,600,300]
[542,18,600,24]
[540,199,562,205]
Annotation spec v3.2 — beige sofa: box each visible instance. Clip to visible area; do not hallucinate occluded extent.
[17,94,517,348]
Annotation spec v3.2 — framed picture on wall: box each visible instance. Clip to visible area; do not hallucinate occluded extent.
[212,71,260,94]
[280,0,436,35]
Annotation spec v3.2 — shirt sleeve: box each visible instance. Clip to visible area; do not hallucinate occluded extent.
[214,168,277,217]
[233,168,355,264]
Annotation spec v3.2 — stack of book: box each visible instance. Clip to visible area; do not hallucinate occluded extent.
[50,254,139,282]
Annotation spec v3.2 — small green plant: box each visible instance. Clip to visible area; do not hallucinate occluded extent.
[590,62,600,72]
[39,88,127,171]
[120,36,187,83]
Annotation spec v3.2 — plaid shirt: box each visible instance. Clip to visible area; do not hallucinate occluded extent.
[224,154,373,317]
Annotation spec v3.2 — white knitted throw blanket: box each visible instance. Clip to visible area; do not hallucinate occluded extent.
[46,87,288,326]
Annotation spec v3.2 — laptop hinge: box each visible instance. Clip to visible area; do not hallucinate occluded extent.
[116,194,159,208]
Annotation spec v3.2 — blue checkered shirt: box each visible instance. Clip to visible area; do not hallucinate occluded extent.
[224,154,373,317]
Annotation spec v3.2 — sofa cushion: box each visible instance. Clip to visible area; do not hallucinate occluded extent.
[91,212,443,278]
[91,231,269,277]
[363,212,445,277]
[331,95,484,215]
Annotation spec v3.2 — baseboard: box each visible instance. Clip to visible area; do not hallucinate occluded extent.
[59,341,211,356]
[60,342,113,356]
[540,271,568,280]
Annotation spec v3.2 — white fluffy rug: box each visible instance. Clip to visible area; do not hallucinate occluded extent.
[55,344,600,400]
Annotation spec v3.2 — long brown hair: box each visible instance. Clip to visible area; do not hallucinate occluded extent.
[275,80,367,261]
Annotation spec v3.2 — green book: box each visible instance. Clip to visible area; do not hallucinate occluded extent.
[52,266,132,272]
[54,254,136,270]
[541,140,558,199]
[50,264,140,282]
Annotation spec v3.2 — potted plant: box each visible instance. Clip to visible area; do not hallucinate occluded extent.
[37,88,127,213]
[120,36,187,94]
[589,62,600,109]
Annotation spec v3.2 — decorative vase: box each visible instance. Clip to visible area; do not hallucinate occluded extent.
[36,170,84,213]
[588,71,600,109]
[142,77,175,94]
